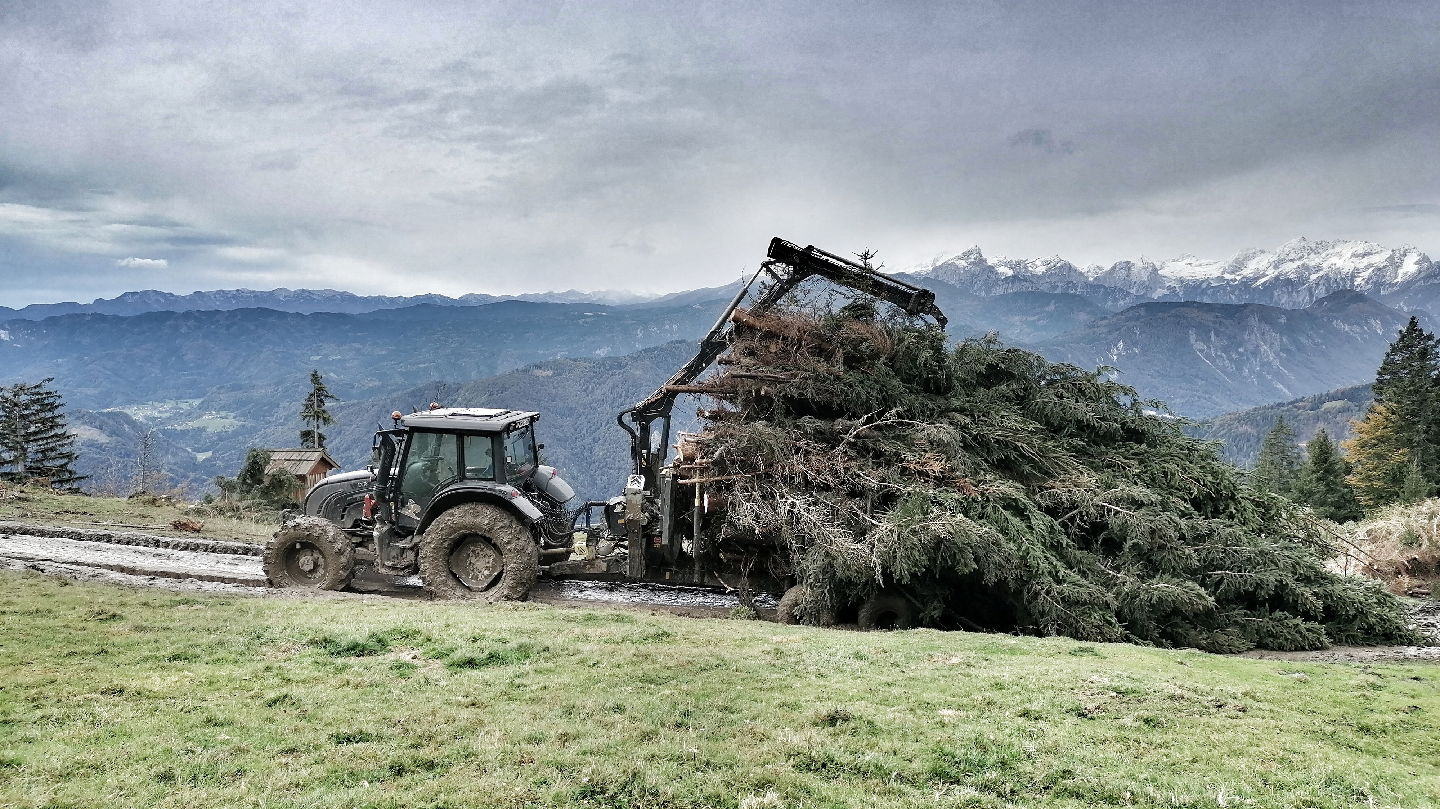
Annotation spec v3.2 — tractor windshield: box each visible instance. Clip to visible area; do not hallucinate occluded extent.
[504,424,538,485]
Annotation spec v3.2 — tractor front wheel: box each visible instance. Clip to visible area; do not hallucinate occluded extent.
[263,517,355,591]
[418,503,539,602]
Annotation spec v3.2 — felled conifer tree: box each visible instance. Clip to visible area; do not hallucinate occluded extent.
[1252,416,1302,496]
[691,307,1414,652]
[1293,429,1362,522]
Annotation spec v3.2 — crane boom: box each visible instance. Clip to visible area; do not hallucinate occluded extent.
[617,237,946,492]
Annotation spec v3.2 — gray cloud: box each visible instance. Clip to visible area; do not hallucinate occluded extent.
[1,0,1439,306]
[1007,129,1075,155]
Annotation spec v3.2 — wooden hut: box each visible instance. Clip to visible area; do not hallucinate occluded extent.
[264,449,342,501]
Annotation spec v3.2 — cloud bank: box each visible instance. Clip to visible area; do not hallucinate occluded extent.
[1,1,1438,305]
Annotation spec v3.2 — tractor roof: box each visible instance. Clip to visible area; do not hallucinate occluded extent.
[400,407,539,433]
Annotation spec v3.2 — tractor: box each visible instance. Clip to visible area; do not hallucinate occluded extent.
[264,237,946,604]
[263,407,585,600]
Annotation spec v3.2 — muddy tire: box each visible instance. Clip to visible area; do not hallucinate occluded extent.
[775,585,836,626]
[263,517,355,591]
[857,591,916,630]
[418,503,538,602]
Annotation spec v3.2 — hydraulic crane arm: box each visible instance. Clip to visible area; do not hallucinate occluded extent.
[617,237,947,490]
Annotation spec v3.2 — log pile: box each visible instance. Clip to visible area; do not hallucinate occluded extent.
[680,304,1415,651]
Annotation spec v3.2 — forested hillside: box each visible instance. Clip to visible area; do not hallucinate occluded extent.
[1194,386,1373,467]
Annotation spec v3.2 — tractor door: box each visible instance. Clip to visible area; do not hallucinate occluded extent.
[503,423,539,486]
[397,431,460,520]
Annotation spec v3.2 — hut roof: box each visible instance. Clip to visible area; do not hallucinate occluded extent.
[264,448,340,476]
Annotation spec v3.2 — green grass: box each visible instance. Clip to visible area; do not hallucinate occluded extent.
[0,485,275,543]
[1,573,1437,808]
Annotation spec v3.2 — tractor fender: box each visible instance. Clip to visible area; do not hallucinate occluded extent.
[302,470,373,528]
[531,465,577,504]
[419,482,544,534]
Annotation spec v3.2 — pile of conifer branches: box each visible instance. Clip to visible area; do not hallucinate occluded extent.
[686,304,1413,651]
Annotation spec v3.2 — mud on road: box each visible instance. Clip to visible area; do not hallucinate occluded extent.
[0,520,1432,657]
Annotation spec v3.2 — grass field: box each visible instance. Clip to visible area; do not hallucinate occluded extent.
[0,485,275,543]
[1,573,1437,808]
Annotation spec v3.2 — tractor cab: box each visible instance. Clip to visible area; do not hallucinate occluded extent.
[383,408,551,530]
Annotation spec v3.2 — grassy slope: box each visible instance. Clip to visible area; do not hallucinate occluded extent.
[1,574,1437,809]
[0,485,275,543]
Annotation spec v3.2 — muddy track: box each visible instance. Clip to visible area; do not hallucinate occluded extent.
[0,523,755,615]
[0,520,261,556]
[1,522,1434,658]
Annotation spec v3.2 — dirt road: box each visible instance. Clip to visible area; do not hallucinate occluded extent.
[1,520,1432,659]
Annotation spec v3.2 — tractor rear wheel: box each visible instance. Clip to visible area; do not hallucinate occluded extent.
[418,503,538,602]
[263,517,355,591]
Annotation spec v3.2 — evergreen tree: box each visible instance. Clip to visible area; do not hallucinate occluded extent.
[1252,416,1302,496]
[214,449,296,506]
[1293,429,1362,522]
[1373,316,1439,404]
[1399,460,1429,504]
[1345,403,1413,508]
[1370,316,1440,484]
[299,370,337,449]
[0,378,84,487]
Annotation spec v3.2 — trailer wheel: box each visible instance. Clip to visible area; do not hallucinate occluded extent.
[775,585,836,626]
[857,591,916,630]
[419,503,539,602]
[263,517,355,591]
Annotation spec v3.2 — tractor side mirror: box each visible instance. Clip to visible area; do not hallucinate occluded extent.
[537,443,545,450]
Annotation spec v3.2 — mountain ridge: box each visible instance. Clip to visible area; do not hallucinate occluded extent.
[912,237,1438,311]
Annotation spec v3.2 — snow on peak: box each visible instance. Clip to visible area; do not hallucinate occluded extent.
[913,238,1435,299]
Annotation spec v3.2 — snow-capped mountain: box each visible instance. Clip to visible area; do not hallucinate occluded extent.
[914,238,1439,311]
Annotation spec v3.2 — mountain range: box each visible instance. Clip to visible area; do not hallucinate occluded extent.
[2,236,1428,496]
[0,287,660,320]
[907,237,1439,311]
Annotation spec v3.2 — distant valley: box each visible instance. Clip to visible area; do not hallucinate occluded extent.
[2,236,1430,497]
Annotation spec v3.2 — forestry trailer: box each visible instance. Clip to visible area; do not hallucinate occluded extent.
[263,237,946,605]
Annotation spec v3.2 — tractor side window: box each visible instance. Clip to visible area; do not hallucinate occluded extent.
[401,431,459,505]
[504,425,537,485]
[462,434,495,480]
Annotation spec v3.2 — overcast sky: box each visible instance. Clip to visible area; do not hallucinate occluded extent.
[2,0,1438,306]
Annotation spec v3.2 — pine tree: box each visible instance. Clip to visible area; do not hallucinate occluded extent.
[299,370,337,449]
[1252,416,1302,496]
[1294,429,1362,522]
[1371,316,1440,484]
[0,378,84,487]
[1373,316,1439,404]
[1345,403,1413,508]
[1400,460,1429,504]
